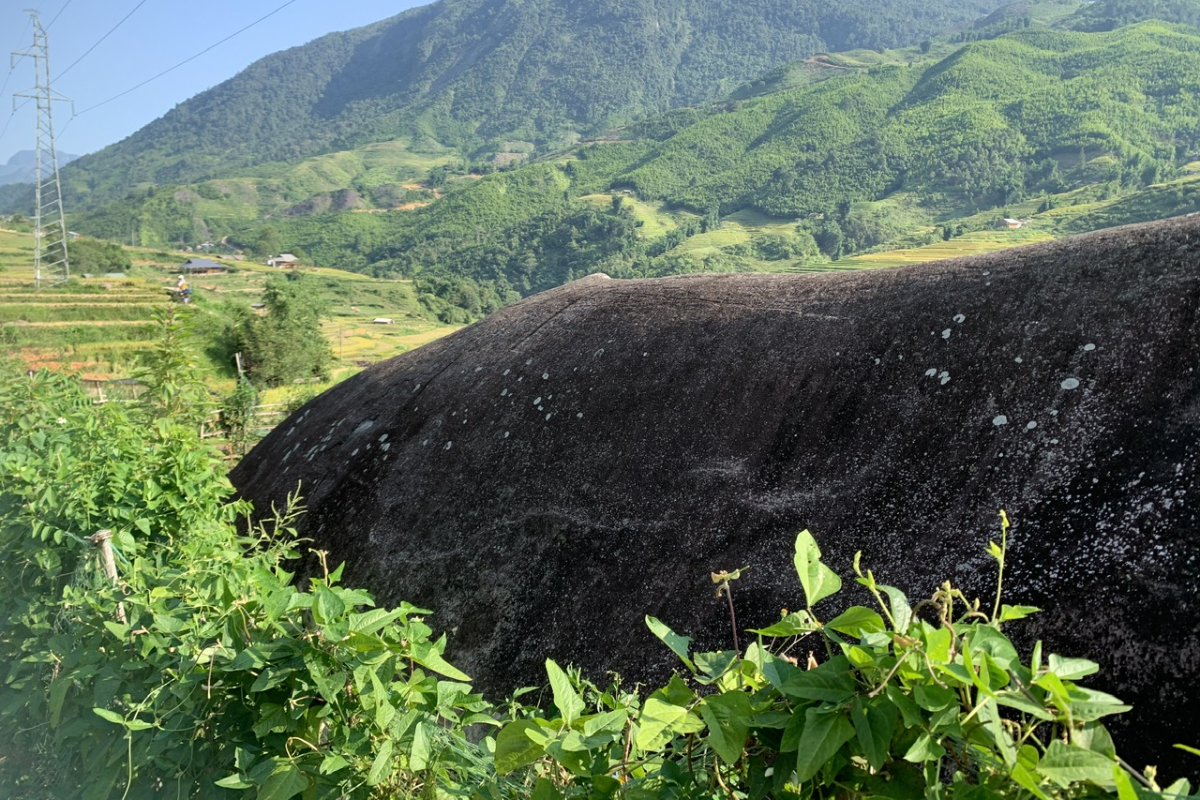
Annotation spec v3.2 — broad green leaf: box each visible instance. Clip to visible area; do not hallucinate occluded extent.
[694,650,738,683]
[313,585,345,625]
[1011,763,1054,800]
[645,616,695,672]
[229,647,268,671]
[923,626,953,664]
[151,612,186,635]
[318,754,349,775]
[410,720,434,771]
[879,584,913,634]
[660,674,697,706]
[103,620,129,640]
[1064,687,1132,722]
[794,530,842,608]
[852,697,897,772]
[999,604,1040,622]
[637,694,704,751]
[546,736,599,776]
[1071,721,1116,758]
[914,683,956,712]
[495,720,546,774]
[366,739,394,786]
[761,651,803,692]
[349,607,404,634]
[827,606,885,638]
[1161,778,1195,800]
[1038,740,1116,788]
[123,718,154,731]
[781,706,807,753]
[775,656,856,703]
[532,777,562,800]
[751,710,792,729]
[582,709,629,737]
[1048,654,1100,680]
[903,732,946,763]
[886,683,923,729]
[980,652,1012,690]
[215,774,254,789]
[1112,764,1141,800]
[967,625,1020,671]
[699,691,753,765]
[49,676,70,729]
[795,707,855,782]
[748,610,818,637]
[1034,671,1071,708]
[546,659,585,725]
[258,762,309,800]
[410,641,471,681]
[93,707,125,725]
[994,690,1054,721]
[978,697,1016,767]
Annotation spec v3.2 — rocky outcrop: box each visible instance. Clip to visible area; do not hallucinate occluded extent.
[231,213,1200,776]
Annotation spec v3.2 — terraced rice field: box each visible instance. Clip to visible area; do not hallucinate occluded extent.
[0,228,459,387]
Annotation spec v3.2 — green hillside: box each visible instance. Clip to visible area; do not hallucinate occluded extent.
[42,0,1003,210]
[239,19,1200,298]
[28,4,1200,328]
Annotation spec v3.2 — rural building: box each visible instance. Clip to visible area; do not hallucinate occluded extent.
[372,318,394,325]
[268,253,299,268]
[178,258,229,275]
[1003,218,1023,229]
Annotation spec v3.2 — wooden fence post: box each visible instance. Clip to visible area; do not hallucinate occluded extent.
[89,529,127,624]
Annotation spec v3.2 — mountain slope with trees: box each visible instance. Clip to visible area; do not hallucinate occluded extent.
[55,0,1004,207]
[243,19,1200,299]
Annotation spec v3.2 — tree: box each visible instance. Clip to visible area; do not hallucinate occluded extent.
[240,273,332,386]
[68,238,132,273]
[249,225,282,261]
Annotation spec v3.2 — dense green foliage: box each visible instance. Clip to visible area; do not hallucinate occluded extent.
[237,274,334,387]
[61,16,1200,305]
[2,341,1196,797]
[497,529,1199,799]
[51,0,1003,208]
[67,238,133,274]
[242,20,1200,292]
[611,22,1200,218]
[0,335,495,797]
[1065,0,1200,31]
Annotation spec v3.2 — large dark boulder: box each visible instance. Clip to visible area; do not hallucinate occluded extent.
[231,214,1200,776]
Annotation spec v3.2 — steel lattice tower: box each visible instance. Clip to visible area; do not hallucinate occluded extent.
[12,9,72,288]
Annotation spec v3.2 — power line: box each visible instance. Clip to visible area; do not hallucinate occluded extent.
[46,0,74,30]
[0,99,34,151]
[69,0,302,119]
[0,16,32,101]
[55,0,149,80]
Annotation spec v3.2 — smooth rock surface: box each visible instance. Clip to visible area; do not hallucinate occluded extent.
[232,213,1200,775]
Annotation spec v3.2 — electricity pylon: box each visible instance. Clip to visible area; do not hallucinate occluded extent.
[12,9,73,288]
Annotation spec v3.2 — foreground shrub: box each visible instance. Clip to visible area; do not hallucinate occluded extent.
[498,526,1198,798]
[0,358,494,798]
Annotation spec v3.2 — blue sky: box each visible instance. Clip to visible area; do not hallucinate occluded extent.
[0,0,429,170]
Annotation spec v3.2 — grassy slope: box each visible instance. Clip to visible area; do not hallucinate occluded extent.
[0,229,459,390]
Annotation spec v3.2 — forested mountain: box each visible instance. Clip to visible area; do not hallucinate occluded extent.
[57,0,1004,206]
[247,19,1199,301]
[1065,0,1200,31]
[60,12,1200,319]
